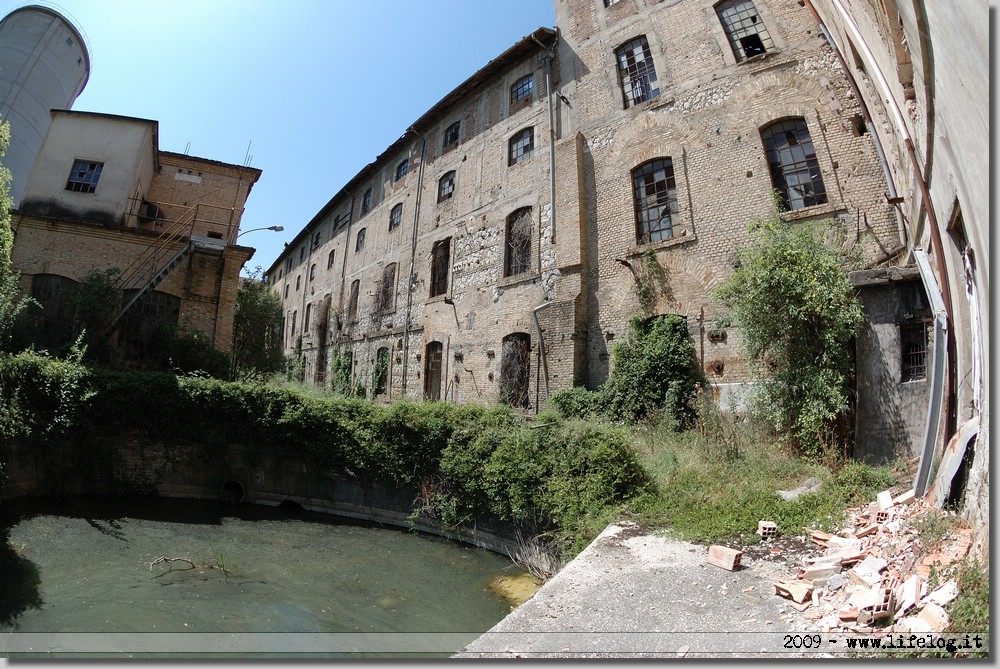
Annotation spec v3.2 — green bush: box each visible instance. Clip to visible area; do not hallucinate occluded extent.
[0,345,91,442]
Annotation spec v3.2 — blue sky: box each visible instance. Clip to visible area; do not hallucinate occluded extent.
[2,0,556,274]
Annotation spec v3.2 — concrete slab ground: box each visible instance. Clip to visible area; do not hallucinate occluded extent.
[455,522,834,659]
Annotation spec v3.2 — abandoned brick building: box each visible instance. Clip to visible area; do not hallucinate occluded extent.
[11,110,262,361]
[268,0,898,407]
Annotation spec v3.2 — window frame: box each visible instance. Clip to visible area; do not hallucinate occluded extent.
[632,158,679,245]
[715,0,775,63]
[347,279,360,323]
[442,121,461,153]
[437,171,456,203]
[65,160,103,193]
[508,127,534,166]
[375,262,397,314]
[760,117,828,211]
[429,237,452,298]
[509,74,534,111]
[504,207,533,278]
[327,249,336,270]
[389,203,403,231]
[615,36,660,109]
[355,227,367,253]
[395,158,409,183]
[361,188,373,215]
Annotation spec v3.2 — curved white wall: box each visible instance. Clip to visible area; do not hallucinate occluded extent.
[0,4,90,206]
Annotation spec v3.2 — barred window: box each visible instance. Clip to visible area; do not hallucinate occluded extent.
[65,160,103,193]
[632,158,679,245]
[615,36,660,108]
[508,127,534,166]
[361,188,373,215]
[761,118,828,210]
[389,203,403,231]
[438,171,456,203]
[430,237,451,298]
[716,0,774,62]
[504,207,532,277]
[443,121,460,152]
[900,323,928,382]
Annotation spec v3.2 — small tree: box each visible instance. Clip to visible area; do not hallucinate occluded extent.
[230,270,284,382]
[70,267,122,357]
[713,212,863,455]
[0,121,31,352]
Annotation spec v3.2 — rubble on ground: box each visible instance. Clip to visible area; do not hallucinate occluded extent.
[760,487,973,635]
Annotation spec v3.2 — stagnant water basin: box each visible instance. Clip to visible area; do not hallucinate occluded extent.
[0,496,535,658]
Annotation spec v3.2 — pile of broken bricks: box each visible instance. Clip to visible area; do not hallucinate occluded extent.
[771,488,971,634]
[706,486,973,635]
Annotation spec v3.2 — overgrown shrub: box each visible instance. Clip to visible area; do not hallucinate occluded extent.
[0,344,91,443]
[714,213,863,456]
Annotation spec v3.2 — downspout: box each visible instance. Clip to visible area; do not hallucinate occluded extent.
[913,248,948,497]
[401,130,427,396]
[530,32,558,411]
[335,192,354,386]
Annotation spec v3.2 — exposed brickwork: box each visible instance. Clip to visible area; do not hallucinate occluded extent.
[271,0,901,414]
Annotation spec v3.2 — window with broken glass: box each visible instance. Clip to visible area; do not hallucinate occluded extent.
[499,333,531,408]
[361,188,373,215]
[65,160,103,193]
[442,121,460,152]
[716,0,774,62]
[504,207,532,277]
[615,36,660,108]
[438,171,456,203]
[508,127,534,166]
[395,158,409,182]
[388,203,403,231]
[760,118,828,210]
[632,158,679,245]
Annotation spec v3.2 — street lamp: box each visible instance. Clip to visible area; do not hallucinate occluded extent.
[237,225,284,238]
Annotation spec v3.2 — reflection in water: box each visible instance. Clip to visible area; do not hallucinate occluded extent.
[0,496,523,653]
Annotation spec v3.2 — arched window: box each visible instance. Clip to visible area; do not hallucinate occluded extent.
[438,171,456,203]
[355,228,366,253]
[376,263,397,313]
[499,333,531,408]
[430,238,451,297]
[504,208,532,277]
[121,289,181,361]
[632,158,678,244]
[716,0,774,62]
[347,279,360,322]
[615,36,659,108]
[389,203,403,231]
[760,118,828,210]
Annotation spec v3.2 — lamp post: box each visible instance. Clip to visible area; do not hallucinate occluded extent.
[237,225,284,238]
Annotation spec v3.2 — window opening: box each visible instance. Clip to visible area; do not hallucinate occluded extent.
[632,158,679,244]
[900,322,928,382]
[347,279,360,322]
[376,262,397,313]
[430,237,451,297]
[508,127,534,166]
[389,203,403,231]
[510,74,533,108]
[443,121,460,152]
[373,346,390,396]
[355,228,366,253]
[761,118,828,210]
[65,160,103,193]
[424,341,444,401]
[295,275,301,291]
[395,158,409,182]
[438,171,456,203]
[504,207,532,277]
[716,0,774,61]
[304,303,312,333]
[499,333,531,408]
[327,249,336,270]
[615,36,660,108]
[309,263,316,281]
[361,188,373,215]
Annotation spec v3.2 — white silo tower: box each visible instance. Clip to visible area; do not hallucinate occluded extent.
[0,4,90,207]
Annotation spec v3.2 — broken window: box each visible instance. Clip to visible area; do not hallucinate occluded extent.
[373,346,390,396]
[761,118,828,210]
[443,121,460,152]
[424,341,443,401]
[438,171,456,203]
[311,231,321,249]
[361,188,373,215]
[900,322,928,382]
[615,36,660,108]
[429,237,451,298]
[716,0,774,61]
[347,279,360,323]
[375,262,397,313]
[604,0,621,6]
[499,333,531,408]
[508,127,534,166]
[355,227,366,253]
[65,160,103,193]
[504,207,532,277]
[395,158,409,182]
[510,74,533,109]
[633,158,679,245]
